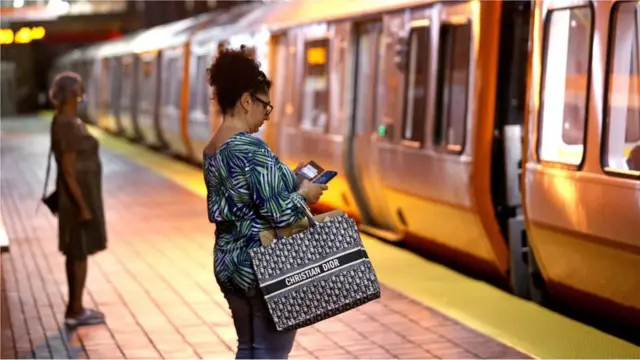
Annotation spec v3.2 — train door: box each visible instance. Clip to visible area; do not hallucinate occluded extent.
[136,51,165,149]
[159,48,187,156]
[490,1,536,298]
[345,21,397,236]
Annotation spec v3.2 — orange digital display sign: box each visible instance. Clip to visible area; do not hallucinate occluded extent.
[306,47,327,65]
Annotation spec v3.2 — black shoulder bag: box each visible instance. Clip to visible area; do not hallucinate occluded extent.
[40,148,59,215]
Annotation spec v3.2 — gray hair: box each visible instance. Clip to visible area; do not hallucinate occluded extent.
[48,71,83,108]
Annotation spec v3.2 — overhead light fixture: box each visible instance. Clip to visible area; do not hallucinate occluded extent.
[47,0,70,15]
[13,0,25,8]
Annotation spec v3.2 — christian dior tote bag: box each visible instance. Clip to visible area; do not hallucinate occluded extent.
[249,206,381,331]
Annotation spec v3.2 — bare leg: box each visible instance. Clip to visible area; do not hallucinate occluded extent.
[65,257,87,318]
[64,257,105,326]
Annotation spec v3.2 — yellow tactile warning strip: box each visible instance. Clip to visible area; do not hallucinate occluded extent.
[40,112,640,359]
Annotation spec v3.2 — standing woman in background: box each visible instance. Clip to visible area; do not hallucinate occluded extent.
[48,71,107,327]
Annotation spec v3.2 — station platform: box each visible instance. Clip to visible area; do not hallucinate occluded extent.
[1,115,639,359]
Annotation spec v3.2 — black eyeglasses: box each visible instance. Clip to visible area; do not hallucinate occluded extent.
[251,94,273,116]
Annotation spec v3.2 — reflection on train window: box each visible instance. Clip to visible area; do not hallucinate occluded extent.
[189,54,210,119]
[434,23,471,153]
[538,6,592,166]
[301,39,330,130]
[402,25,429,144]
[604,2,640,173]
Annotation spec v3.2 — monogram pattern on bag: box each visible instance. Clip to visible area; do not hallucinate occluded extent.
[249,214,381,331]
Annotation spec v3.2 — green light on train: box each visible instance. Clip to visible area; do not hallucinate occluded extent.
[378,125,387,137]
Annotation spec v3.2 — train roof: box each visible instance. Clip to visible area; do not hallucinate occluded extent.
[252,0,433,32]
[130,2,262,54]
[57,0,438,63]
[191,2,281,48]
[191,0,437,48]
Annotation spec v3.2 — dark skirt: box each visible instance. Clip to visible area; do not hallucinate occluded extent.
[57,166,107,260]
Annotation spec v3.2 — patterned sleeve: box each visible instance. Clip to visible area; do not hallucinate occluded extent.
[55,118,84,153]
[245,148,306,228]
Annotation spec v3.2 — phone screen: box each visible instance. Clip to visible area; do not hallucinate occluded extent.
[313,171,337,184]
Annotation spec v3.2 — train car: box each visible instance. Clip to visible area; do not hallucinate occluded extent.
[520,0,640,326]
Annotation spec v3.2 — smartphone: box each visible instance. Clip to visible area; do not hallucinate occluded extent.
[297,160,324,181]
[313,170,338,184]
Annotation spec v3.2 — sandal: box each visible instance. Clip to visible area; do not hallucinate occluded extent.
[64,308,106,327]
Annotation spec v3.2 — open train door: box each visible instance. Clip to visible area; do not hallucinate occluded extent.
[489,1,541,300]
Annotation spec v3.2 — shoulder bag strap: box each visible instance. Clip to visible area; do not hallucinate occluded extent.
[41,147,53,200]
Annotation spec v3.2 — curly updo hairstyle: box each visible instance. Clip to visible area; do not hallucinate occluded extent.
[207,47,272,116]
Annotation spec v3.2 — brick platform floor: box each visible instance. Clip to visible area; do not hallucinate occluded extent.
[0,118,529,359]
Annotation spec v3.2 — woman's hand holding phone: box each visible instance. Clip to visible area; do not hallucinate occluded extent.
[298,179,328,204]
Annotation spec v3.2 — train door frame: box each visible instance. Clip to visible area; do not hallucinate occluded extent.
[158,46,188,156]
[119,54,142,141]
[488,0,542,300]
[344,19,400,239]
[135,50,165,149]
[209,41,228,147]
[186,38,216,164]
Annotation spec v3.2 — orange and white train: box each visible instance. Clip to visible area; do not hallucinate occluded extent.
[52,0,640,329]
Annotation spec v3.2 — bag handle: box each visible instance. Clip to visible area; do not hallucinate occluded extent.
[273,196,318,242]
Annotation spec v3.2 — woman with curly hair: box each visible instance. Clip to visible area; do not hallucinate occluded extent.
[48,71,107,327]
[203,48,327,359]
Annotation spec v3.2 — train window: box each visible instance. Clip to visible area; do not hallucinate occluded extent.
[140,59,155,110]
[301,39,330,131]
[163,57,181,109]
[401,25,430,144]
[538,6,592,166]
[433,22,472,154]
[110,58,122,111]
[101,59,110,107]
[604,2,640,174]
[189,54,210,118]
[121,60,132,110]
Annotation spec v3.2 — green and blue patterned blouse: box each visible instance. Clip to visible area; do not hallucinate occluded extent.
[203,131,306,292]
